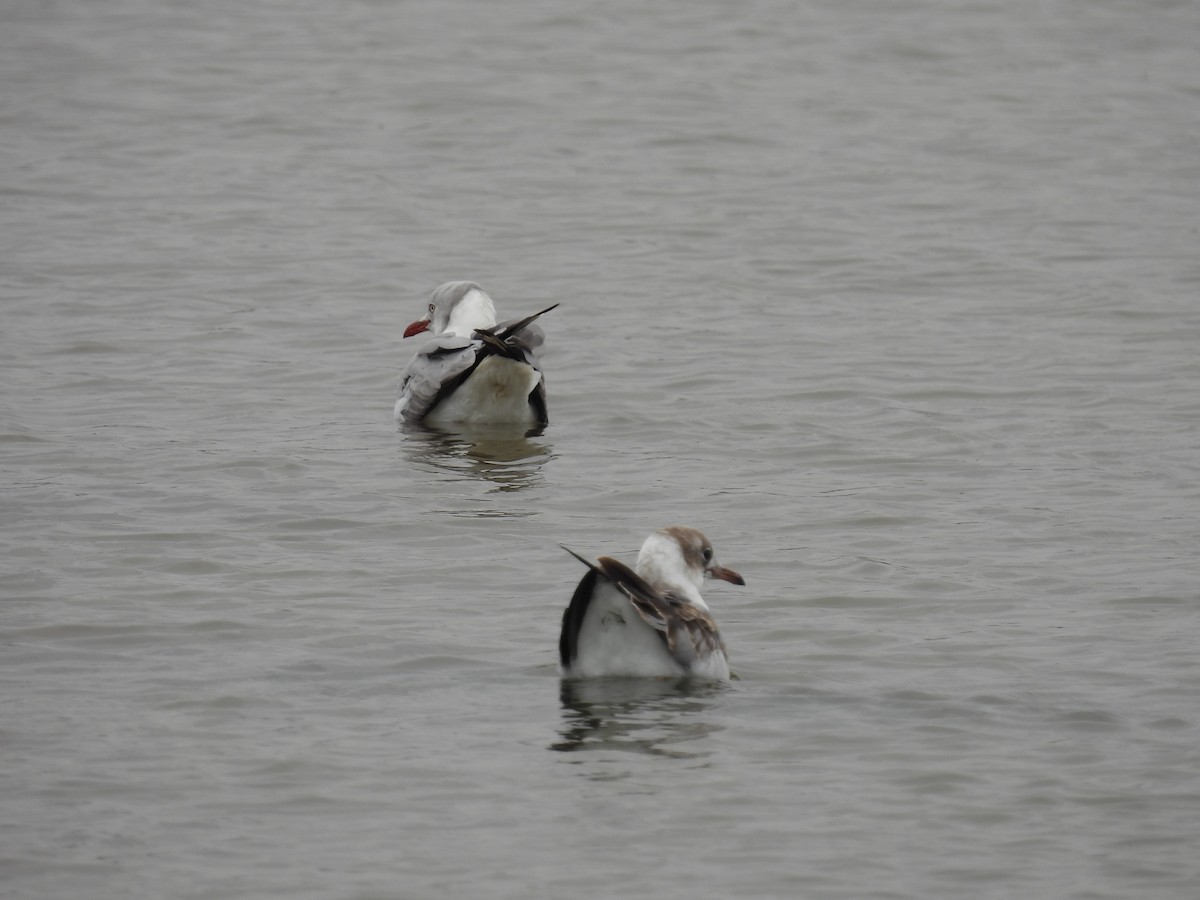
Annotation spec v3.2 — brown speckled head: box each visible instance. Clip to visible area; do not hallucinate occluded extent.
[660,526,745,585]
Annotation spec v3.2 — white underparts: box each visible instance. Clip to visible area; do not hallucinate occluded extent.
[424,355,541,427]
[568,581,687,678]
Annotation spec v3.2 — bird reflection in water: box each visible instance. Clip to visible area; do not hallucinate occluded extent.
[552,678,727,761]
[400,423,553,493]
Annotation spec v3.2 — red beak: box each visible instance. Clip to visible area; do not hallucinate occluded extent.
[403,319,430,338]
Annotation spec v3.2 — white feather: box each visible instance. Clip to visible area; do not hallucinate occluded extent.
[636,531,708,607]
[441,287,496,337]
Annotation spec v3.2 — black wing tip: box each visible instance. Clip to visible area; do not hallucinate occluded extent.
[559,558,599,669]
[496,303,560,340]
[560,544,597,570]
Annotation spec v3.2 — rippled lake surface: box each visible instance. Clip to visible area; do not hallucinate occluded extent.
[3,1,1199,897]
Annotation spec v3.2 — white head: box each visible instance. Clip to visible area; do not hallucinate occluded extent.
[635,526,745,607]
[403,281,498,339]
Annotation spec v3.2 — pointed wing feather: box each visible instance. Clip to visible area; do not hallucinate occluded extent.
[494,303,559,342]
[473,303,557,363]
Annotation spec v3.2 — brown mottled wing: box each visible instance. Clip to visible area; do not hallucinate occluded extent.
[593,556,726,667]
[658,596,726,666]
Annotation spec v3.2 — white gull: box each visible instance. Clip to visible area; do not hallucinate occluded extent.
[559,526,745,681]
[394,281,557,429]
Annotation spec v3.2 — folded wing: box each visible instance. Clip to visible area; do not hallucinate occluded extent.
[559,547,725,673]
[395,334,478,424]
[396,303,558,426]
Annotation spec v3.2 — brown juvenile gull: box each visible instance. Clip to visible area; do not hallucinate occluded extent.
[559,527,744,681]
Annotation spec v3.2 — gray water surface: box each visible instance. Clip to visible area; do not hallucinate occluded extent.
[3,1,1199,898]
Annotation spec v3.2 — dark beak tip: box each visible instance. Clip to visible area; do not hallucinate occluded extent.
[711,566,745,586]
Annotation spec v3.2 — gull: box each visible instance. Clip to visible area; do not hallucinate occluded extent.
[559,527,744,681]
[394,281,557,429]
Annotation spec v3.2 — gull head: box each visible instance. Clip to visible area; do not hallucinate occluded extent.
[636,526,744,607]
[403,281,497,339]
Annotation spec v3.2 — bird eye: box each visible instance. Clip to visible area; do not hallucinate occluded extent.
[702,547,713,563]
[428,303,436,313]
